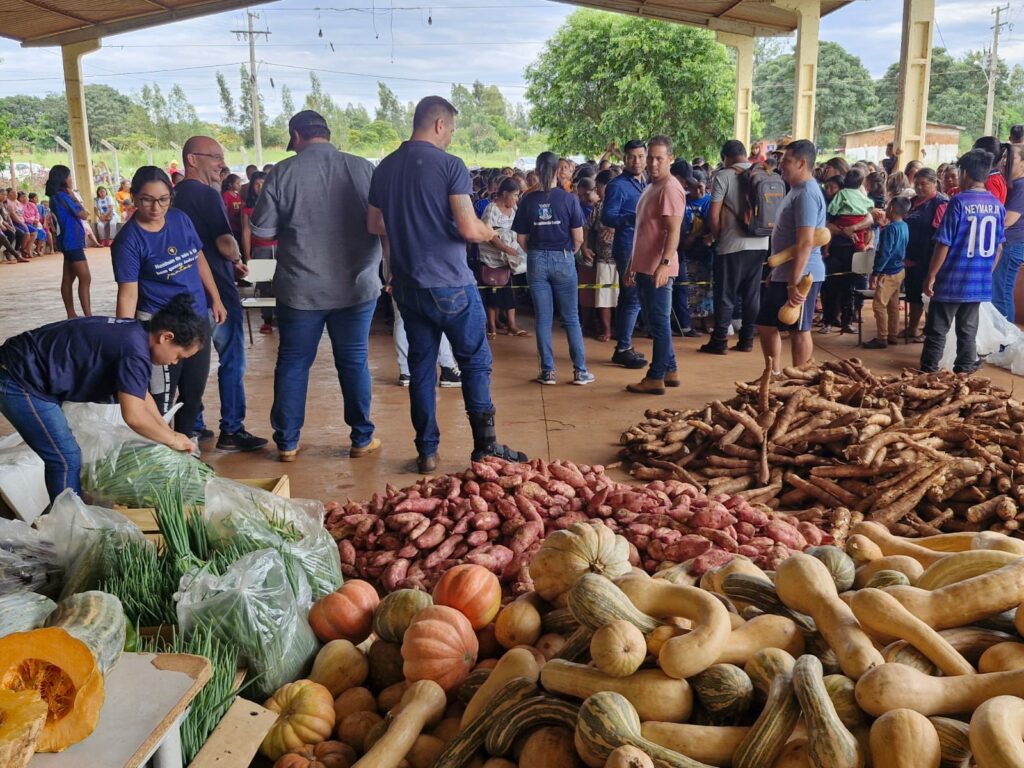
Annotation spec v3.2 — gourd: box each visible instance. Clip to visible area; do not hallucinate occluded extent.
[542,607,579,635]
[823,674,864,728]
[791,654,863,768]
[885,557,1024,630]
[700,557,767,598]
[853,556,924,589]
[368,640,405,692]
[980,642,1024,673]
[647,625,686,657]
[460,647,540,727]
[850,522,946,568]
[574,691,714,768]
[772,739,812,768]
[855,663,1024,717]
[777,273,813,325]
[591,621,646,678]
[715,614,805,665]
[432,564,501,631]
[529,521,632,606]
[806,546,857,592]
[864,570,911,589]
[432,677,536,768]
[556,625,595,663]
[334,687,376,725]
[262,680,337,761]
[0,593,56,637]
[373,589,433,643]
[744,648,796,701]
[310,580,380,644]
[970,696,1024,768]
[494,597,542,649]
[568,574,660,635]
[309,640,370,697]
[973,532,1024,555]
[0,627,104,752]
[849,588,974,676]
[774,554,883,679]
[401,605,479,692]
[845,534,883,565]
[869,709,940,768]
[537,633,567,660]
[720,575,815,633]
[378,681,409,713]
[617,572,731,680]
[338,711,382,752]
[732,672,801,768]
[457,668,491,706]
[352,679,446,768]
[274,741,353,768]
[606,745,656,768]
[518,726,581,768]
[915,550,1020,590]
[767,229,831,266]
[0,689,48,768]
[482,760,517,768]
[541,660,693,723]
[405,734,445,768]
[484,694,579,756]
[883,626,1015,672]
[639,723,749,767]
[45,590,126,676]
[928,717,971,768]
[689,664,754,725]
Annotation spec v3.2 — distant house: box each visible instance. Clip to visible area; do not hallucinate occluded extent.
[841,123,964,166]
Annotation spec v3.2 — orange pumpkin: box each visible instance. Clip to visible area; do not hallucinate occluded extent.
[401,605,479,692]
[432,564,502,630]
[261,680,337,761]
[273,740,354,768]
[309,580,380,644]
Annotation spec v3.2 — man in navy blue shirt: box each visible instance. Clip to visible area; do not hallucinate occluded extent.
[174,136,267,453]
[602,139,649,369]
[368,96,526,474]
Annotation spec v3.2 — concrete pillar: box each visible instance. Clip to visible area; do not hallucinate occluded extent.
[774,0,820,141]
[894,0,935,163]
[61,39,100,214]
[716,31,755,149]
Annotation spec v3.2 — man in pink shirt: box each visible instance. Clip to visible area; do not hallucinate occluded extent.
[624,135,685,395]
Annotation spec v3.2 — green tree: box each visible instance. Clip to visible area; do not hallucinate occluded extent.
[216,72,237,126]
[280,83,295,120]
[302,73,347,146]
[376,82,408,135]
[524,9,735,158]
[754,41,877,149]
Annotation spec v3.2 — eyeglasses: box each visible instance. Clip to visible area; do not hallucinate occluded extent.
[190,152,225,162]
[137,195,172,208]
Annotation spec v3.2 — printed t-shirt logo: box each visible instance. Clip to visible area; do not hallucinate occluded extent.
[538,204,552,221]
[167,246,178,256]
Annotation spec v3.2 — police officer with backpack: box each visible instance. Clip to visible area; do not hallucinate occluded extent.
[700,140,785,355]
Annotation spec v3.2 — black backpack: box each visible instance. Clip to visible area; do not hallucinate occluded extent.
[731,165,787,238]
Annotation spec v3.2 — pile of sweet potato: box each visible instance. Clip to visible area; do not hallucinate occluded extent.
[621,359,1024,538]
[322,457,829,593]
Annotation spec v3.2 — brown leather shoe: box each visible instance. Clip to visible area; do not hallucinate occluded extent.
[626,377,666,395]
[279,448,300,463]
[665,371,681,388]
[350,437,382,457]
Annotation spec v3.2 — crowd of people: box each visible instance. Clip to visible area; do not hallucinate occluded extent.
[2,95,1023,500]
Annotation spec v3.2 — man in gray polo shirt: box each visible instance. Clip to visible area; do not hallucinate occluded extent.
[250,110,383,462]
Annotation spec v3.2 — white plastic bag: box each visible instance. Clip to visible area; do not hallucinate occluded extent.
[0,518,62,597]
[938,301,1019,371]
[0,433,48,524]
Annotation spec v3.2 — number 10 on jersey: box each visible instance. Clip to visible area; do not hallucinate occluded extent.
[966,214,999,259]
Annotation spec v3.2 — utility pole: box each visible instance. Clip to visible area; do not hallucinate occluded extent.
[984,3,1010,137]
[231,11,270,166]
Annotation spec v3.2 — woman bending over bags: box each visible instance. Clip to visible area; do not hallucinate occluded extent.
[0,294,204,500]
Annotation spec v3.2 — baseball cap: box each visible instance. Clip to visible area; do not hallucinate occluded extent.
[286,110,329,151]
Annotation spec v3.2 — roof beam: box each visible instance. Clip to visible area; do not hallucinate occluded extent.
[20,0,274,47]
[551,0,795,36]
[15,0,93,26]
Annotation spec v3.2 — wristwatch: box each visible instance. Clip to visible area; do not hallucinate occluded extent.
[660,258,672,266]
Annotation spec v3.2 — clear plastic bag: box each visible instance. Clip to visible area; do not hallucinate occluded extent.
[0,592,57,637]
[938,301,1020,371]
[64,402,214,508]
[176,548,318,699]
[35,489,146,599]
[0,518,63,597]
[0,432,49,525]
[202,477,343,600]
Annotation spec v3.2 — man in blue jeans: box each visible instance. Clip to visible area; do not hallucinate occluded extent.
[602,138,649,369]
[367,96,526,474]
[251,111,384,462]
[173,135,267,452]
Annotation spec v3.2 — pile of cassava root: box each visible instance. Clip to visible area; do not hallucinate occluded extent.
[620,358,1024,538]
[322,456,833,594]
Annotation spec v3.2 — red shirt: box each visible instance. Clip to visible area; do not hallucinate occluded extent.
[243,206,276,247]
[986,171,1008,205]
[630,176,686,276]
[222,191,243,233]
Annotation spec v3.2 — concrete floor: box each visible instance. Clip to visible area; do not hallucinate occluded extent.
[2,249,1021,504]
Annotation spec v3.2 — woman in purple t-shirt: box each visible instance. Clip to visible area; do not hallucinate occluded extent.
[993,143,1024,322]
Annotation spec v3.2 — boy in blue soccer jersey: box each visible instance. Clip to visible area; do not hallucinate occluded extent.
[920,149,1007,373]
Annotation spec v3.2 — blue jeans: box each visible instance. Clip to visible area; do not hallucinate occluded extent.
[527,249,588,375]
[392,283,494,456]
[993,241,1024,322]
[212,299,247,433]
[271,301,375,451]
[636,273,677,380]
[672,257,692,331]
[613,250,642,351]
[0,372,81,500]
[392,299,457,375]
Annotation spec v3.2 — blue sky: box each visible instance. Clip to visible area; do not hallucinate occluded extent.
[0,0,1022,125]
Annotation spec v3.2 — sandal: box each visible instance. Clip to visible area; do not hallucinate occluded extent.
[910,335,925,343]
[487,331,496,340]
[509,329,530,337]
[597,333,611,342]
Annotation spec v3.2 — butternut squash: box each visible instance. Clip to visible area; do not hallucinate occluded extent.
[792,654,863,768]
[744,648,796,701]
[912,531,978,552]
[845,534,883,565]
[823,674,864,728]
[980,642,1024,673]
[351,680,446,768]
[518,726,582,767]
[774,554,883,679]
[853,556,924,590]
[973,532,1024,555]
[915,550,1020,591]
[700,557,767,600]
[886,557,1024,630]
[541,660,693,723]
[606,745,656,768]
[494,598,543,649]
[591,621,646,678]
[869,709,940,768]
[970,696,1024,768]
[639,723,748,768]
[855,663,1024,717]
[850,522,945,568]
[618,572,731,680]
[732,672,800,768]
[849,588,974,676]
[460,647,539,728]
[647,625,687,657]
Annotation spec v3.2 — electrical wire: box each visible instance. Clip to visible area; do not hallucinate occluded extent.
[261,59,529,88]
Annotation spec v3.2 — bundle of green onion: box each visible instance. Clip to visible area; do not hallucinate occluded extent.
[83,444,215,508]
[100,539,179,627]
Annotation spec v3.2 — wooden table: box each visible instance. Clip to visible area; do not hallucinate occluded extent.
[32,652,211,768]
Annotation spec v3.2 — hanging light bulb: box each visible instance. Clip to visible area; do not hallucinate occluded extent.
[318,28,323,37]
[428,13,432,25]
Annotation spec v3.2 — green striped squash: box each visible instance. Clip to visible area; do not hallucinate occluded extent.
[721,574,816,633]
[864,569,911,589]
[567,573,660,634]
[371,588,433,643]
[928,716,972,768]
[732,671,801,768]
[553,624,593,662]
[432,677,536,768]
[45,590,126,675]
[689,664,755,725]
[456,666,492,706]
[792,655,863,768]
[484,695,579,756]
[806,546,857,592]
[823,674,865,728]
[743,647,796,701]
[575,691,715,768]
[541,606,579,635]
